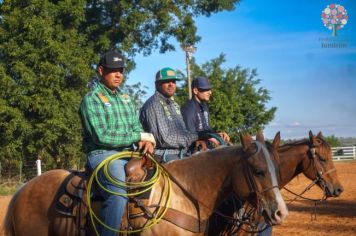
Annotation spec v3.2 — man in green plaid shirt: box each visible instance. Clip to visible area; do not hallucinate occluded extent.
[79,51,155,236]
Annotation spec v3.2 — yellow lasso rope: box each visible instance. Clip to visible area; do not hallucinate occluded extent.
[86,151,172,235]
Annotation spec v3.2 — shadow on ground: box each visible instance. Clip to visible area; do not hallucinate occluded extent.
[287,199,356,217]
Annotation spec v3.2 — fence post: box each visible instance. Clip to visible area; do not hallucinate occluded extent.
[354,146,356,160]
[36,159,42,176]
[19,160,23,183]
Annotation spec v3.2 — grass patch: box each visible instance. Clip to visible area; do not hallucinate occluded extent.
[0,182,22,196]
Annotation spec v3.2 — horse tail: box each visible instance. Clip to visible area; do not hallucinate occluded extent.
[2,184,24,236]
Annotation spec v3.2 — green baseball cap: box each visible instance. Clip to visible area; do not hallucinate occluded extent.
[155,67,182,81]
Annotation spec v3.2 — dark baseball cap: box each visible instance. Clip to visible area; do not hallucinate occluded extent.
[155,67,182,81]
[192,77,212,90]
[99,51,125,69]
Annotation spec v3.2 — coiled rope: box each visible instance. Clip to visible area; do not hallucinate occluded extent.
[86,151,172,235]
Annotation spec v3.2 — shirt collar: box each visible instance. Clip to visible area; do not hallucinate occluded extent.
[193,96,207,110]
[98,82,121,95]
[155,91,174,104]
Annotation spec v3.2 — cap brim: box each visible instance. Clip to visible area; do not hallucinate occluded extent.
[195,85,212,89]
[103,64,126,69]
[158,77,182,81]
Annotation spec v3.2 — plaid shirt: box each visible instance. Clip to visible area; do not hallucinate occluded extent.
[139,91,198,155]
[80,82,142,154]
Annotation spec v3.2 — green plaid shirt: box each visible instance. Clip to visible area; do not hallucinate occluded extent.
[79,82,142,154]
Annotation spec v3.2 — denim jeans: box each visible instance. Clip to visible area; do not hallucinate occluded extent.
[87,150,128,236]
[257,224,272,236]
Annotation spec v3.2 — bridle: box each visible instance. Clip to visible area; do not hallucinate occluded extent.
[155,141,279,233]
[224,139,339,234]
[242,142,280,212]
[283,141,336,203]
[309,146,337,184]
[216,141,281,234]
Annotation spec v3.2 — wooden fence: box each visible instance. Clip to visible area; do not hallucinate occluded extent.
[332,146,356,161]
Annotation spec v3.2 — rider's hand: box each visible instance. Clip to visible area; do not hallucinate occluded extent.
[208,138,220,147]
[218,132,230,143]
[137,141,154,155]
[195,140,208,152]
[140,132,156,146]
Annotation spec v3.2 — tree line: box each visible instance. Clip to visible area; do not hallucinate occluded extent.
[0,0,278,178]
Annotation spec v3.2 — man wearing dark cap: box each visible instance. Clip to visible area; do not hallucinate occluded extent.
[181,77,230,146]
[79,51,155,236]
[140,67,208,162]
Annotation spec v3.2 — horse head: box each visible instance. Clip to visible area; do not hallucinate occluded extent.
[232,131,288,225]
[302,130,344,197]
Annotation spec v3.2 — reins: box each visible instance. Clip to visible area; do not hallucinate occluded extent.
[157,141,278,233]
[280,141,337,221]
[211,142,281,234]
[282,144,336,203]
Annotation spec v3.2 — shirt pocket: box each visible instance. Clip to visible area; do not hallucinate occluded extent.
[102,104,115,129]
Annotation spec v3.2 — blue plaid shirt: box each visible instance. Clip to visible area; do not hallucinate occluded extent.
[139,91,198,155]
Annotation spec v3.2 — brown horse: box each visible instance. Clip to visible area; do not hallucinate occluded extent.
[208,130,344,235]
[3,133,288,236]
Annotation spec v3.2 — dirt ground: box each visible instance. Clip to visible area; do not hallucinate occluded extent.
[273,161,356,235]
[0,161,355,235]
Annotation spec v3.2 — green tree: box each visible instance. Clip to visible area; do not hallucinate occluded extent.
[83,0,239,59]
[176,54,277,142]
[123,82,148,109]
[0,0,240,176]
[324,135,341,147]
[0,0,94,176]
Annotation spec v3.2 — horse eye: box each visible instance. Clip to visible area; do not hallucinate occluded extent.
[319,157,327,164]
[254,170,265,177]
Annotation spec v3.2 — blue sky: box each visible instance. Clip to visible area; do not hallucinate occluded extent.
[128,0,356,140]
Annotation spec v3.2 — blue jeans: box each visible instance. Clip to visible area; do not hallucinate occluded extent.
[257,224,272,236]
[87,150,128,236]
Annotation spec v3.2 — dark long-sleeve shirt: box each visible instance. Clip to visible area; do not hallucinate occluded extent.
[181,97,213,132]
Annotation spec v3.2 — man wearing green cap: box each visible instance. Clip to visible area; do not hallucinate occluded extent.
[140,67,207,162]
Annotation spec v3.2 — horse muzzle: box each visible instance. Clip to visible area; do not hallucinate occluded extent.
[260,199,288,225]
[324,182,344,197]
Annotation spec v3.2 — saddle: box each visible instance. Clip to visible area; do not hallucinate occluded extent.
[55,156,207,234]
[54,157,152,235]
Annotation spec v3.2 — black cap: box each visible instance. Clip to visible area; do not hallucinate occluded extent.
[192,77,212,90]
[99,51,125,69]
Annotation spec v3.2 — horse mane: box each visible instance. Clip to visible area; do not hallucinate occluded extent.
[277,135,332,163]
[2,184,25,236]
[279,138,309,151]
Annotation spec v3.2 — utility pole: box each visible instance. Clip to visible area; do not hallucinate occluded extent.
[182,45,196,99]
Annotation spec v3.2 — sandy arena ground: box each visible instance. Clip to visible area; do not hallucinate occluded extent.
[273,161,356,235]
[0,161,355,235]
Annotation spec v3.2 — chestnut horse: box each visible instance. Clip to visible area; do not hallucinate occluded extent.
[208,131,344,236]
[3,133,288,236]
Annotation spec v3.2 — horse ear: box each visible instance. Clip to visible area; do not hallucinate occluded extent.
[309,130,318,146]
[317,131,324,139]
[272,131,281,149]
[256,130,265,144]
[240,133,253,151]
[309,130,314,142]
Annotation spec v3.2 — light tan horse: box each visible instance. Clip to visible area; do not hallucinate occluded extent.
[3,132,288,236]
[208,131,344,235]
